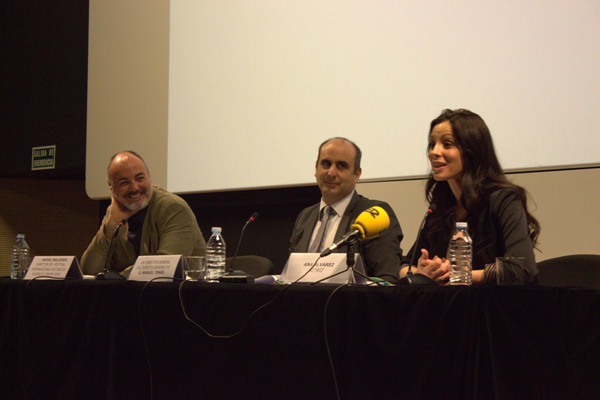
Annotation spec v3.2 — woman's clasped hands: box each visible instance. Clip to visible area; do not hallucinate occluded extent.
[417,249,450,285]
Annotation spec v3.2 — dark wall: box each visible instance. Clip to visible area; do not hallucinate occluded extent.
[0,0,88,179]
[186,186,322,273]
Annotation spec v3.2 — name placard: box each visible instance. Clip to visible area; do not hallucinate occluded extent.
[25,256,83,280]
[128,255,184,282]
[278,253,367,284]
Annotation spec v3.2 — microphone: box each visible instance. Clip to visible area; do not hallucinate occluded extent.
[245,212,259,225]
[397,205,437,285]
[219,212,259,283]
[96,219,127,280]
[320,206,390,257]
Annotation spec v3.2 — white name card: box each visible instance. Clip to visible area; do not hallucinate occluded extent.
[278,253,367,284]
[128,255,184,282]
[25,256,83,280]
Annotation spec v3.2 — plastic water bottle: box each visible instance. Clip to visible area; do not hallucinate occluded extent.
[205,227,226,281]
[10,234,31,279]
[448,222,472,285]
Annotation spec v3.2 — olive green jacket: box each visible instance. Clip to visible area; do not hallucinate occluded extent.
[81,186,205,276]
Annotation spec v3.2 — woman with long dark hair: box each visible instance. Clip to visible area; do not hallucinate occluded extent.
[400,109,540,284]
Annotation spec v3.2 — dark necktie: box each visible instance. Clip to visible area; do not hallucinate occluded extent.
[308,206,336,253]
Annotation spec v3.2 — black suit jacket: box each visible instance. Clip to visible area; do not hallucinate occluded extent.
[289,192,404,282]
[405,188,538,283]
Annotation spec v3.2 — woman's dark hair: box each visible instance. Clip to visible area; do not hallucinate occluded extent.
[425,108,540,245]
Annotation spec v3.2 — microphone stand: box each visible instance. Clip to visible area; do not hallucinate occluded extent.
[345,239,387,286]
[226,220,251,275]
[310,237,358,285]
[96,220,126,280]
[399,267,436,285]
[342,238,357,284]
[397,207,436,285]
[219,213,258,284]
[311,237,384,286]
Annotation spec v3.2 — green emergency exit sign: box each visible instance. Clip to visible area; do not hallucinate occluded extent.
[31,145,56,170]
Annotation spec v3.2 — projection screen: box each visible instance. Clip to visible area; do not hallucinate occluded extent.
[87,0,600,198]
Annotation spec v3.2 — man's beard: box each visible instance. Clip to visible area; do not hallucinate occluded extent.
[125,197,150,212]
[122,187,152,212]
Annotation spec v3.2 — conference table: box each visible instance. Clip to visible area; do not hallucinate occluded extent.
[1,278,599,400]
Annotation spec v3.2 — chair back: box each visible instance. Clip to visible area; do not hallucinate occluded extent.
[536,254,600,289]
[226,255,274,277]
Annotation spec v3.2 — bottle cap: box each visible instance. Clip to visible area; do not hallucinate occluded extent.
[456,222,468,229]
[211,227,222,233]
[16,233,25,239]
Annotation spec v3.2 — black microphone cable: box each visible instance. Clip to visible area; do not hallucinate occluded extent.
[176,253,323,339]
[137,275,186,400]
[136,258,349,400]
[323,282,351,400]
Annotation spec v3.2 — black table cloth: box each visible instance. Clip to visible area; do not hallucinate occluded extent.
[1,278,599,399]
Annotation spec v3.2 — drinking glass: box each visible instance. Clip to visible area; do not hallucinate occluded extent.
[184,256,206,281]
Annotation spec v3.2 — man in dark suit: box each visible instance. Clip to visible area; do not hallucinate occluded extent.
[289,137,404,283]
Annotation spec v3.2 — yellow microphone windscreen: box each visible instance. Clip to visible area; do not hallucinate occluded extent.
[351,206,390,239]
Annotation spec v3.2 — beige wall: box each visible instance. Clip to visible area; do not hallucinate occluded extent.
[358,167,600,262]
[86,0,170,199]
